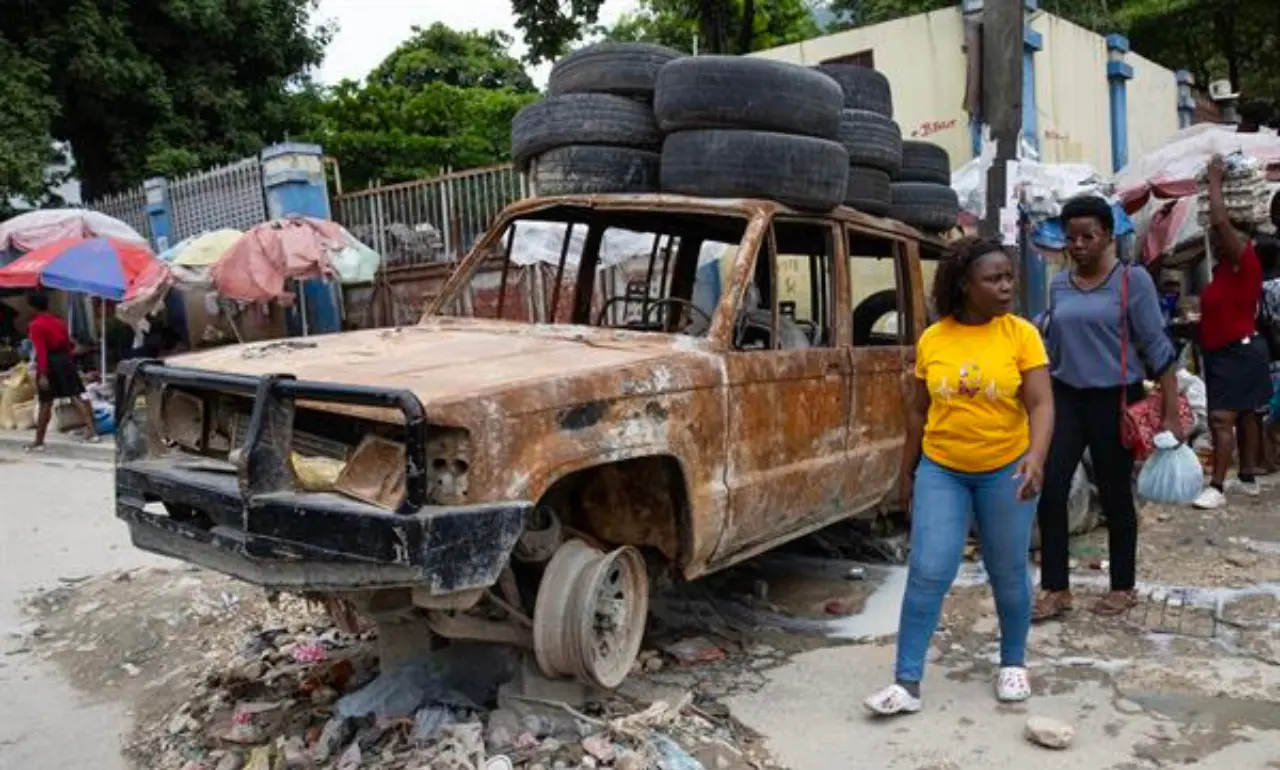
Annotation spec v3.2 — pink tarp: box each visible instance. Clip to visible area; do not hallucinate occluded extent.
[1119,124,1280,261]
[1117,124,1280,213]
[211,217,347,303]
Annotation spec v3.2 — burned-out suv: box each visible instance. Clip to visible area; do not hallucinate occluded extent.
[115,193,949,687]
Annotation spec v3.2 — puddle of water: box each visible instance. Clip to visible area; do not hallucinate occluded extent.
[1122,690,1280,731]
[824,565,906,640]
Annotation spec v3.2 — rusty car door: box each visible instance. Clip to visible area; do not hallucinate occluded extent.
[712,219,854,564]
[844,229,915,510]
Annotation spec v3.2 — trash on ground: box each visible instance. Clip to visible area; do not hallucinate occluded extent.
[663,637,727,666]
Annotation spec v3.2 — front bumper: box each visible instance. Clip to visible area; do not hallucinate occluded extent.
[113,361,529,594]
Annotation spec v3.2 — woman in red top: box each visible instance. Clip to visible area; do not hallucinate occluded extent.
[25,292,98,451]
[1194,156,1276,509]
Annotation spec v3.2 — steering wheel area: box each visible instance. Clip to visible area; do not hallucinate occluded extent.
[594,296,712,337]
[595,296,649,327]
[643,297,712,335]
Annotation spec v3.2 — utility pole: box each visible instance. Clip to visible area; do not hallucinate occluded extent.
[977,0,1023,240]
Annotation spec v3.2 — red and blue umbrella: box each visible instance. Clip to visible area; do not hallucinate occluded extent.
[0,237,164,300]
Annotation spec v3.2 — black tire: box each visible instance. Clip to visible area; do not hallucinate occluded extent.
[844,167,891,216]
[511,94,662,169]
[547,42,684,98]
[838,110,903,175]
[890,182,960,232]
[654,56,842,140]
[529,146,660,196]
[814,64,894,118]
[897,141,951,184]
[661,130,848,212]
[853,289,899,346]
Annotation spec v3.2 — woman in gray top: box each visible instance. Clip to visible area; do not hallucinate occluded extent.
[1033,196,1184,621]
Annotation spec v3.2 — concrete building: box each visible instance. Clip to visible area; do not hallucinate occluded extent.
[754,1,1189,176]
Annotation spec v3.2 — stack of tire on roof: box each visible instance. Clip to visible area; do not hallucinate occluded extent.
[512,43,678,197]
[511,43,958,231]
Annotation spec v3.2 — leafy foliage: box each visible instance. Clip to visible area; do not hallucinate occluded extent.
[0,0,332,202]
[512,0,607,64]
[304,24,539,191]
[0,37,60,214]
[600,0,820,55]
[520,0,819,60]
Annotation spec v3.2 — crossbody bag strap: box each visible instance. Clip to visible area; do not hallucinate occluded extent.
[1119,265,1131,411]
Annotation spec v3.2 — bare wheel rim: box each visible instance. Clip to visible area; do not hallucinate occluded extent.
[572,545,649,689]
[533,539,600,679]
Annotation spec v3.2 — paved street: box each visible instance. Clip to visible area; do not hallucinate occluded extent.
[1,445,1278,769]
[0,452,171,769]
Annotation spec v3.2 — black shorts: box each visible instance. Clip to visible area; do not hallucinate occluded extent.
[1204,336,1271,413]
[37,350,84,403]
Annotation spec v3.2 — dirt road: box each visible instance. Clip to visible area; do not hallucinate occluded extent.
[2,446,1278,769]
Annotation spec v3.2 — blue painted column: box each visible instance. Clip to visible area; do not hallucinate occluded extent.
[260,142,341,336]
[1176,70,1196,129]
[144,178,189,344]
[143,177,174,253]
[1022,26,1042,156]
[1106,34,1134,174]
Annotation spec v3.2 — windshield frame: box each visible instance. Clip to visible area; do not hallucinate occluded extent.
[422,196,770,349]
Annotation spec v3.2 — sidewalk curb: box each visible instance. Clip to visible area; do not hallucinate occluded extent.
[0,432,115,463]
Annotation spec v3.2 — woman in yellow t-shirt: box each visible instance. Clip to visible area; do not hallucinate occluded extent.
[865,237,1054,717]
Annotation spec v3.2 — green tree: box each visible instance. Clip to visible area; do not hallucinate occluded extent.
[601,0,820,54]
[0,37,60,213]
[369,23,537,92]
[304,24,539,190]
[0,0,332,201]
[517,0,820,62]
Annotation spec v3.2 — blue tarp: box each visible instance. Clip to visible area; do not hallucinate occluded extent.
[1032,202,1134,251]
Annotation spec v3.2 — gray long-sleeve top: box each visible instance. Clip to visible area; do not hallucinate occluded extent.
[1041,264,1178,389]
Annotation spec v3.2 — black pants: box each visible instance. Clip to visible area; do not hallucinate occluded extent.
[1037,379,1146,592]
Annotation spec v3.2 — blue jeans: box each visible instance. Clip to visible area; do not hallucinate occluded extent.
[895,456,1037,683]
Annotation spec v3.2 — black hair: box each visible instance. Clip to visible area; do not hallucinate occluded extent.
[1060,195,1115,235]
[26,291,49,312]
[932,236,1008,319]
[1256,234,1280,277]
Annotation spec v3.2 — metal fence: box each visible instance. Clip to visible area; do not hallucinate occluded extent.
[169,156,268,242]
[333,164,530,268]
[85,185,152,242]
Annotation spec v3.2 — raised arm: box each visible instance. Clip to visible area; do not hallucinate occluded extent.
[1207,155,1244,266]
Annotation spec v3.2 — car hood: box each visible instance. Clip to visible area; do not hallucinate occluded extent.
[162,318,712,409]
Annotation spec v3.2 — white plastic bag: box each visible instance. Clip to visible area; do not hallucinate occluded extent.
[1136,431,1204,504]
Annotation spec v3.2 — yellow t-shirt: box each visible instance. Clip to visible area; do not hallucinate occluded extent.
[915,314,1049,473]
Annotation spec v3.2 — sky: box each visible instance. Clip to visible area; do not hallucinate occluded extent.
[313,0,641,87]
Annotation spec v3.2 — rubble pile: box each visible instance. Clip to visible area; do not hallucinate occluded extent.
[15,568,781,770]
[132,629,775,770]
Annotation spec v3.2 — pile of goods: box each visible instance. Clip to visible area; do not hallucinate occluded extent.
[512,44,959,231]
[0,362,37,430]
[1196,152,1275,229]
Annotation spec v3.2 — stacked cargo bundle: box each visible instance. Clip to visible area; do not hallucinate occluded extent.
[1195,154,1274,229]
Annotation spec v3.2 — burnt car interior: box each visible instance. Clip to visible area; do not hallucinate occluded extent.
[449,204,937,351]
[459,205,747,333]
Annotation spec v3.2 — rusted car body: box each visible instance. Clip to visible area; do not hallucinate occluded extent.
[115,193,948,684]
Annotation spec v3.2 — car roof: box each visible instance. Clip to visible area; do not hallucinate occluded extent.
[502,193,953,249]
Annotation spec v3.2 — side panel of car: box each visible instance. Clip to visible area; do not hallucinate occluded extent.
[709,216,857,564]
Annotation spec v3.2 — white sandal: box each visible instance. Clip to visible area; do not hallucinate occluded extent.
[863,683,922,716]
[996,667,1032,702]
